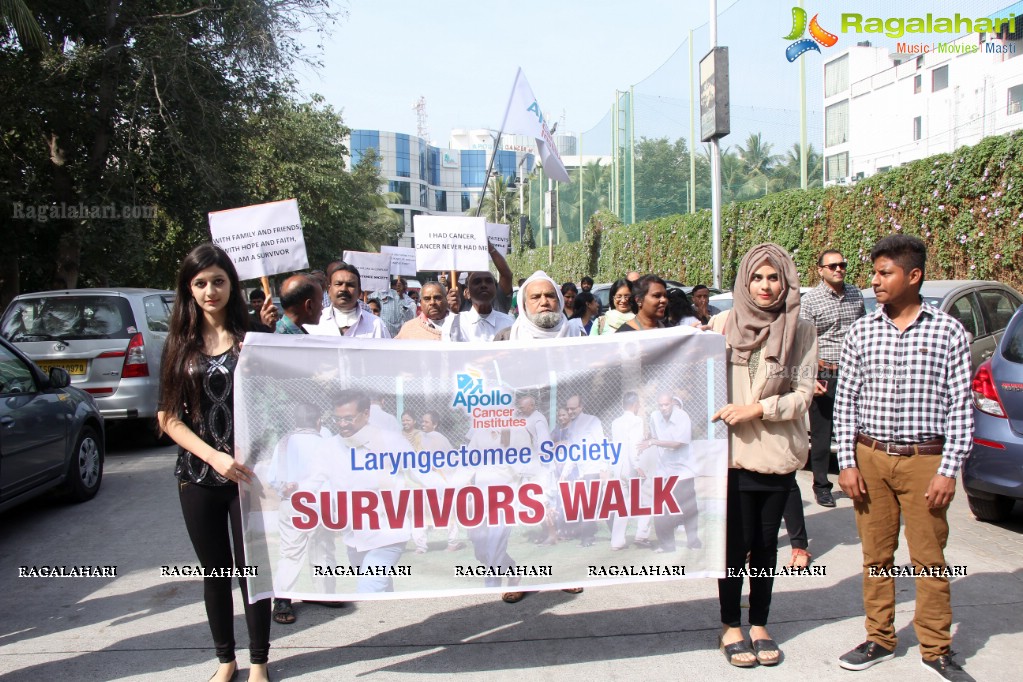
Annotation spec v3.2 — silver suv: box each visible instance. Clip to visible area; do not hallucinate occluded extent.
[1,288,174,431]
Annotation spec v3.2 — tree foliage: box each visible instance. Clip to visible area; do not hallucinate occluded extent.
[1,0,388,308]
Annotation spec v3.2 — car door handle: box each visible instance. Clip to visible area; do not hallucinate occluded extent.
[981,350,994,359]
[0,416,13,428]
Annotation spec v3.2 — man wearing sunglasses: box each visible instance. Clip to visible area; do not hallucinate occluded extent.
[799,250,866,508]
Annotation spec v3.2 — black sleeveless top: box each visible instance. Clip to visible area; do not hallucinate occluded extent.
[174,348,238,486]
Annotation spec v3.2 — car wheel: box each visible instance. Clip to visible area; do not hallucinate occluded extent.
[60,425,104,502]
[965,492,1014,522]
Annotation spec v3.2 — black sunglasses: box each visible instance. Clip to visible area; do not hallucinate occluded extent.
[822,262,848,271]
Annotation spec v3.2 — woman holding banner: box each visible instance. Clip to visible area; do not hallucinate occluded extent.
[708,243,817,668]
[158,243,272,682]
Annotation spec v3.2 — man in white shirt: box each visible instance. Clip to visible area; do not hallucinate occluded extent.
[443,270,513,342]
[304,262,390,338]
[565,393,608,547]
[642,393,701,552]
[320,389,411,592]
[609,391,649,550]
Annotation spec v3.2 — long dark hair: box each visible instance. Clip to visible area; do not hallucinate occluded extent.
[159,243,249,423]
[570,291,595,320]
[666,288,699,326]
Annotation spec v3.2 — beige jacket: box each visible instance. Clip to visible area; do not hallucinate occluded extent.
[709,311,817,474]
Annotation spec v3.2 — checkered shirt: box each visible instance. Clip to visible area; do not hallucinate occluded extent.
[833,300,973,478]
[799,282,866,363]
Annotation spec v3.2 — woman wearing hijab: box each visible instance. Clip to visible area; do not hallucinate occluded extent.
[708,243,817,668]
[590,278,635,335]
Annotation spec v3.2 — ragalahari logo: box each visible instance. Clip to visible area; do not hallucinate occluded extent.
[784,6,838,62]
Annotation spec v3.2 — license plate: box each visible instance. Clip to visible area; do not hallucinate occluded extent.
[37,360,87,375]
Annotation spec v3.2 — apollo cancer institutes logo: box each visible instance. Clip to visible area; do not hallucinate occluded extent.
[452,370,525,429]
[784,6,838,62]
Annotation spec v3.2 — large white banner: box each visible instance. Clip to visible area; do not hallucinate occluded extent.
[342,251,392,293]
[380,245,418,277]
[499,68,570,183]
[413,216,490,272]
[208,199,308,281]
[486,223,511,256]
[236,330,728,601]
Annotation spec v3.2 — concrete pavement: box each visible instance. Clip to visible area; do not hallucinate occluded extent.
[1,443,1021,681]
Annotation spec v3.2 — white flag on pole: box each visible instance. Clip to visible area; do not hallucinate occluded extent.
[499,68,570,183]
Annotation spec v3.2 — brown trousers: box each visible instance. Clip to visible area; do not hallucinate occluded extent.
[852,442,952,660]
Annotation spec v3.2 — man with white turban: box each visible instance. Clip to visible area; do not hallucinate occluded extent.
[497,271,582,340]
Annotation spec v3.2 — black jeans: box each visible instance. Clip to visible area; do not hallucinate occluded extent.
[782,477,808,550]
[653,475,700,551]
[718,469,793,627]
[808,367,838,493]
[178,481,271,664]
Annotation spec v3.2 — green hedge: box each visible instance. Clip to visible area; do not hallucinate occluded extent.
[509,130,1023,290]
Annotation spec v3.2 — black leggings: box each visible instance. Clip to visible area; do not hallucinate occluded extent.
[717,469,792,628]
[179,481,271,664]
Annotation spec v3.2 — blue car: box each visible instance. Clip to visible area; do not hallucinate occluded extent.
[964,305,1023,521]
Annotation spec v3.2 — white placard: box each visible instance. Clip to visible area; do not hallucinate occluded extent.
[486,223,510,255]
[342,251,392,293]
[380,245,417,277]
[413,216,489,272]
[208,199,308,280]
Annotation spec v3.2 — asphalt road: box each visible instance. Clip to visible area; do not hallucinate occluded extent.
[1,432,1021,681]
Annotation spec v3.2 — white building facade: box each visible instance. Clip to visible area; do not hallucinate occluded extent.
[823,20,1023,184]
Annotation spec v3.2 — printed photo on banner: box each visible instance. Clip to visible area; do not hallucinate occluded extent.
[380,245,417,277]
[208,199,308,280]
[412,216,490,272]
[342,251,392,292]
[486,223,510,256]
[234,329,728,602]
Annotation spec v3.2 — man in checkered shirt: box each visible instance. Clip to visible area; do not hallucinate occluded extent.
[834,235,973,681]
[800,249,866,507]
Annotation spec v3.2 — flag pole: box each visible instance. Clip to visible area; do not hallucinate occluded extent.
[475,131,503,219]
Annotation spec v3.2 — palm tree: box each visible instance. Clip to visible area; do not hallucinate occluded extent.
[737,132,778,178]
[471,174,518,225]
[2,0,47,50]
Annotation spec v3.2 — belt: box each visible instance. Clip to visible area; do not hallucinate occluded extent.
[856,434,944,456]
[818,360,838,371]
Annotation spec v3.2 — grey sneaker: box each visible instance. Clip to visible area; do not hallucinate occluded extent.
[838,641,895,670]
[921,654,974,681]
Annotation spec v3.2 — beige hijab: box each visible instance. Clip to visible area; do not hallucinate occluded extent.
[724,243,801,399]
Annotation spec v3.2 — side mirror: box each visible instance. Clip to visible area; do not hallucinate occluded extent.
[48,367,71,389]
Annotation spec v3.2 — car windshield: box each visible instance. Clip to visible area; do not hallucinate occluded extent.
[1,295,137,341]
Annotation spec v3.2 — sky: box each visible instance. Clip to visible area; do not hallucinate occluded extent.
[293,0,729,145]
[292,0,1016,152]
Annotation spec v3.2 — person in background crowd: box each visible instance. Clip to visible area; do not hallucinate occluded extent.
[708,243,816,668]
[509,277,527,316]
[616,275,669,332]
[561,282,578,318]
[371,276,416,336]
[591,278,635,335]
[305,262,390,338]
[566,291,598,336]
[259,274,322,334]
[444,270,514,342]
[158,243,271,682]
[263,274,325,625]
[626,271,641,283]
[579,276,594,293]
[666,288,700,327]
[247,287,277,332]
[800,249,866,509]
[309,269,330,311]
[367,299,381,316]
[396,282,451,340]
[691,284,721,325]
[457,242,515,313]
[835,235,973,681]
